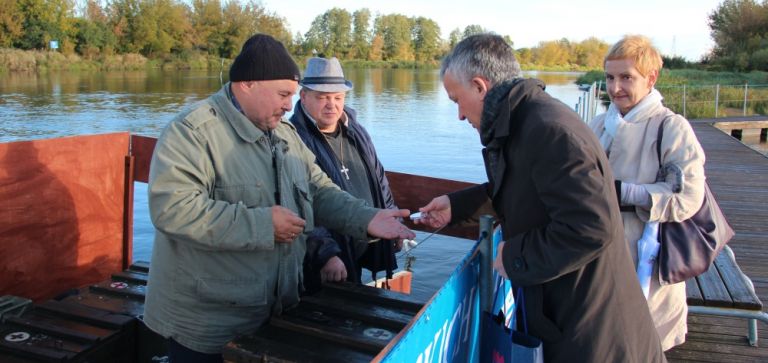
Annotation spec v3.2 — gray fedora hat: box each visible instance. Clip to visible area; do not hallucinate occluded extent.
[299,57,353,92]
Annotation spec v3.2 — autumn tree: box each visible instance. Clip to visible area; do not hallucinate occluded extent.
[191,0,224,54]
[534,39,571,67]
[369,34,384,61]
[515,47,533,65]
[0,0,24,47]
[572,37,609,69]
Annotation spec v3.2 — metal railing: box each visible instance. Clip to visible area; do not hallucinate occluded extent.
[575,83,768,122]
[574,81,602,124]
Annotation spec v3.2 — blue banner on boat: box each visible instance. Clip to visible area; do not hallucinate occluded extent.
[379,226,514,363]
[380,240,482,363]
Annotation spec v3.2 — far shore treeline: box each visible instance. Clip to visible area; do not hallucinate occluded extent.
[0,0,766,76]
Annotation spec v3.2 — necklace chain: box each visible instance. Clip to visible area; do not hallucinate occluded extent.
[324,126,350,180]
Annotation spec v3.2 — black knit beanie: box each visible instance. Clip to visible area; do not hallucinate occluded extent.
[229,34,300,82]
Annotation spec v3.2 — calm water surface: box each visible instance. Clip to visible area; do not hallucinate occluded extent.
[0,69,596,300]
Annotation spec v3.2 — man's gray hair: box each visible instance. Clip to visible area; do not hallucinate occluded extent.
[440,33,521,87]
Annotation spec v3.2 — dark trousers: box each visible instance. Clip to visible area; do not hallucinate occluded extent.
[167,338,223,363]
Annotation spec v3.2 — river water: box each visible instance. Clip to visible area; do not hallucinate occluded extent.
[0,69,591,301]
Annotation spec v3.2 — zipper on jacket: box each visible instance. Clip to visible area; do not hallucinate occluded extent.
[268,131,281,205]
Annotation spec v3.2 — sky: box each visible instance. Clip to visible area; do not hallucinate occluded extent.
[262,0,725,61]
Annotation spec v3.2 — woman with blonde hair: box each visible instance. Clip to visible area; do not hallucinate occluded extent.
[589,34,706,350]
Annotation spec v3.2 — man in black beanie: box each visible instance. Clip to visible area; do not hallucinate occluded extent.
[143,34,415,362]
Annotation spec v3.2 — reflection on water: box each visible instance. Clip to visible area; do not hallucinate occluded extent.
[3,68,764,300]
[0,68,587,297]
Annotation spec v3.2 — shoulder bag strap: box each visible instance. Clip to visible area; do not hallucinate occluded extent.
[656,118,667,167]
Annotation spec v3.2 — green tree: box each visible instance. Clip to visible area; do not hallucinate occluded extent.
[16,0,76,51]
[291,31,307,56]
[191,0,224,55]
[108,0,141,53]
[462,24,485,38]
[304,7,352,58]
[708,0,768,70]
[0,0,24,48]
[412,16,441,62]
[250,5,292,48]
[74,0,117,57]
[448,27,461,48]
[502,35,514,48]
[132,0,192,57]
[374,14,413,61]
[351,8,371,59]
[219,0,251,58]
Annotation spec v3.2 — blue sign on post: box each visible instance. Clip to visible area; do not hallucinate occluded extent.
[49,40,59,50]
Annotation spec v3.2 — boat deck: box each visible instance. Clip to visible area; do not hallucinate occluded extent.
[666,123,768,362]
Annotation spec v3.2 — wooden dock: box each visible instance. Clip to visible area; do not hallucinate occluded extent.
[666,122,768,362]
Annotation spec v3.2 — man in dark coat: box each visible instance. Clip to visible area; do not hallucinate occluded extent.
[290,57,399,292]
[416,34,666,362]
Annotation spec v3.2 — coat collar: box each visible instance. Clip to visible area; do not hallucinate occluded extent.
[292,100,360,139]
[479,78,546,199]
[480,78,545,147]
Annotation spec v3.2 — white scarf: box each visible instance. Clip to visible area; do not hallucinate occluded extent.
[599,88,664,151]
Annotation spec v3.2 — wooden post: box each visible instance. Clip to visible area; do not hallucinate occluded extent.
[741,128,762,144]
[715,84,720,118]
[744,83,749,116]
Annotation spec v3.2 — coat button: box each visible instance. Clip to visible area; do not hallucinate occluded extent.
[512,257,524,271]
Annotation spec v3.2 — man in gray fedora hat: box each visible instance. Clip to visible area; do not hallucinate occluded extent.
[290,57,400,292]
[144,38,415,361]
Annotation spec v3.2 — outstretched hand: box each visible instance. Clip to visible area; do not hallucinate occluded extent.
[367,209,416,240]
[413,195,451,229]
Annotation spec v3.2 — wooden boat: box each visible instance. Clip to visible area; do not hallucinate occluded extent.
[7,130,765,362]
[0,133,493,362]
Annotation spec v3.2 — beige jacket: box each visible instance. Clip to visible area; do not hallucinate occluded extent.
[590,107,706,350]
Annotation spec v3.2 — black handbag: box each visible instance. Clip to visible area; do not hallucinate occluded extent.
[656,118,735,285]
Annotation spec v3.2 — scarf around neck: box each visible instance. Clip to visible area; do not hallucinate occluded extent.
[599,88,664,151]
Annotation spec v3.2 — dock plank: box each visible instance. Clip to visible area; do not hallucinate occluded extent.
[667,122,768,362]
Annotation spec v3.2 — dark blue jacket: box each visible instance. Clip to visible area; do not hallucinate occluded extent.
[290,101,397,290]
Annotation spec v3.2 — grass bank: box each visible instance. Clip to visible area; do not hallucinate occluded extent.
[0,48,233,74]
